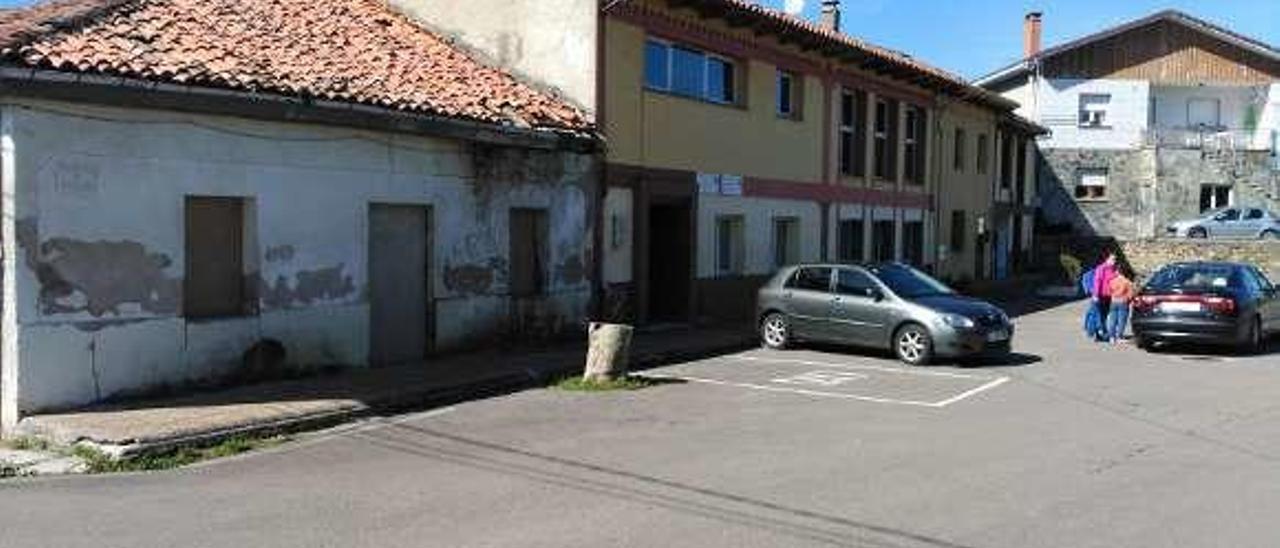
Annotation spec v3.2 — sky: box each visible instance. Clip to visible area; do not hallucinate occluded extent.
[0,0,1276,80]
[766,0,1280,79]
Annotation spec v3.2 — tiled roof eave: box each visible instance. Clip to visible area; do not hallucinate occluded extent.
[645,0,1016,111]
[0,65,601,150]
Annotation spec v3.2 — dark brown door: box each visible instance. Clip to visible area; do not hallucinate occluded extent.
[185,197,245,319]
[368,204,431,366]
[647,201,692,322]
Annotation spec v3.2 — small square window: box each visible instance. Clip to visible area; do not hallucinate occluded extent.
[1074,169,1108,201]
[1079,94,1111,128]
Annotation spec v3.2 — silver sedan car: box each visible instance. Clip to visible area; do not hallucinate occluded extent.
[757,263,1013,365]
[1166,207,1280,240]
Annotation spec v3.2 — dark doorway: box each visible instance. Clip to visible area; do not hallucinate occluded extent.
[368,204,432,366]
[647,201,692,322]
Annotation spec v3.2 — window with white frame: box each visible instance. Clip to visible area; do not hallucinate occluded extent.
[716,215,746,275]
[644,38,736,104]
[1074,168,1108,200]
[1078,94,1111,128]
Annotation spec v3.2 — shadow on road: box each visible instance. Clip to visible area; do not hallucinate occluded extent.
[354,422,982,548]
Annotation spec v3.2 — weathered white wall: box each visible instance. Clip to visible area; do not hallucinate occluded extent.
[602,187,632,284]
[1152,84,1277,150]
[391,0,597,117]
[1009,78,1150,150]
[695,195,821,278]
[1,100,594,419]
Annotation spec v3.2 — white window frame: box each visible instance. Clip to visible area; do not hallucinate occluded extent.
[1075,168,1109,201]
[644,37,738,105]
[1079,94,1112,129]
[1200,184,1233,212]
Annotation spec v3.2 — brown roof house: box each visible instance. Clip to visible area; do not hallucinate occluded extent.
[0,0,599,433]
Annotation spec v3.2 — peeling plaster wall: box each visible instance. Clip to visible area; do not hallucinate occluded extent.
[1,100,595,417]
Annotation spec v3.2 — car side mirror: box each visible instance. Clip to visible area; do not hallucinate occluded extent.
[866,288,884,301]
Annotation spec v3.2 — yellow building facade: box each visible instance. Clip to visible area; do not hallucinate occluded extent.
[600,0,1040,324]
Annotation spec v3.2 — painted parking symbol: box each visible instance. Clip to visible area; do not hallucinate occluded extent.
[772,370,869,387]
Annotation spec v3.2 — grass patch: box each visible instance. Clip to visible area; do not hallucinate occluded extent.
[72,435,289,474]
[554,375,658,392]
[3,437,55,452]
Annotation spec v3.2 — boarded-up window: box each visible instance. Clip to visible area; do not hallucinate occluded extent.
[184,196,246,319]
[510,208,549,297]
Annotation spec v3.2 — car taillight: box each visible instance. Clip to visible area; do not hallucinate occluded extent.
[1203,296,1236,316]
[1133,295,1159,312]
[1133,294,1237,315]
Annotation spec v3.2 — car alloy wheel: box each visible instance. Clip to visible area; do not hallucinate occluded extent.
[894,324,933,366]
[761,313,791,350]
[1262,231,1280,241]
[1188,227,1207,239]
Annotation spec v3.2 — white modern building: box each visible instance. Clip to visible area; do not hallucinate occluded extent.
[977,10,1280,239]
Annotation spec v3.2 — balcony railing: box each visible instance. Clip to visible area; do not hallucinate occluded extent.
[1143,127,1277,153]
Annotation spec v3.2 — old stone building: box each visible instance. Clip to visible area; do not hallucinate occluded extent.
[0,0,598,432]
[977,10,1280,240]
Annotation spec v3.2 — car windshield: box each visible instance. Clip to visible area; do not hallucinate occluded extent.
[1146,264,1240,291]
[869,264,954,299]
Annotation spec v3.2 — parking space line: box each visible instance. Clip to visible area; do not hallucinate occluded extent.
[930,376,1011,407]
[731,355,992,380]
[646,373,944,408]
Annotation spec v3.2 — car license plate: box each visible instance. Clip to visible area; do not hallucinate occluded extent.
[1161,302,1202,313]
[986,329,1009,342]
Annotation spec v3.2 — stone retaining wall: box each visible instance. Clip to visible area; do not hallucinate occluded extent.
[1037,235,1280,284]
[1118,240,1280,282]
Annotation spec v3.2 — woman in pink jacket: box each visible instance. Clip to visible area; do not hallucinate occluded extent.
[1091,253,1118,341]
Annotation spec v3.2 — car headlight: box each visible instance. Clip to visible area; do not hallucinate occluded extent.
[939,313,975,329]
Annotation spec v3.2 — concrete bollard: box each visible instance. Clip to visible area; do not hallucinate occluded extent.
[584,322,634,382]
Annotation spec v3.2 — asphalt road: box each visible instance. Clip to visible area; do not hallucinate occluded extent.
[3,300,1279,548]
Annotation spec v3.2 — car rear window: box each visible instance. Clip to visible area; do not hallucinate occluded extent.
[786,267,832,292]
[1146,264,1240,291]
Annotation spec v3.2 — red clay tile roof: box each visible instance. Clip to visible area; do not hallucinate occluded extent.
[0,0,590,132]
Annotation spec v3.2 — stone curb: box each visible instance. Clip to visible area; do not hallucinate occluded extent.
[64,334,758,461]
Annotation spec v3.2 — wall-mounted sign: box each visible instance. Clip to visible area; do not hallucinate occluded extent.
[696,173,744,196]
[719,175,743,196]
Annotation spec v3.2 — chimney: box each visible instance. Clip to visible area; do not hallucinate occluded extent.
[1023,11,1043,58]
[820,0,841,32]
